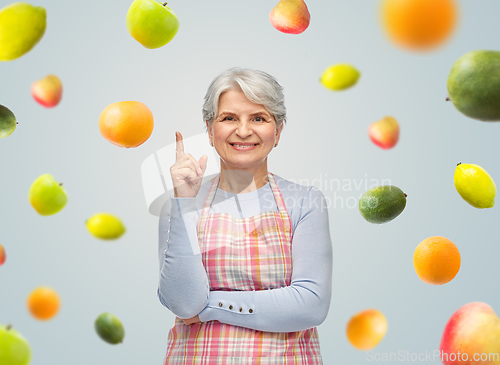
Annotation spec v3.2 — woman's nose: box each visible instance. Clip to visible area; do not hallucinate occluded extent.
[235,120,253,137]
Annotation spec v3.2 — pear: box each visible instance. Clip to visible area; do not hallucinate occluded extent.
[269,0,310,34]
[0,2,46,61]
[28,174,68,215]
[0,104,17,138]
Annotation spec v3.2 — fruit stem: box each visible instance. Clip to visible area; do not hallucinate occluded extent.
[404,193,407,197]
[6,324,12,330]
[446,96,450,101]
[457,162,461,166]
[59,183,63,186]
[163,2,167,5]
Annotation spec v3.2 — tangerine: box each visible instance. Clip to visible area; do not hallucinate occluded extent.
[413,236,461,285]
[27,286,60,320]
[98,101,154,148]
[380,0,458,51]
[346,309,388,350]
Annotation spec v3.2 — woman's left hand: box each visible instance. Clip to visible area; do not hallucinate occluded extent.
[182,315,201,325]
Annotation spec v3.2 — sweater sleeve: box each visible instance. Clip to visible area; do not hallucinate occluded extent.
[198,186,333,333]
[157,196,210,319]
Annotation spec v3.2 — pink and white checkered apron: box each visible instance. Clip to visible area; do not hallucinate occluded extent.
[164,171,322,364]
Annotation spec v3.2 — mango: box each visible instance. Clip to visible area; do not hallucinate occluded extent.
[447,50,500,121]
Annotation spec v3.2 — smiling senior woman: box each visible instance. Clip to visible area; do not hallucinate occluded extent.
[157,67,333,364]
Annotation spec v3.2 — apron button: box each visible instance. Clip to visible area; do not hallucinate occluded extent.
[219,302,223,307]
[249,309,253,313]
[229,305,233,310]
[239,308,243,312]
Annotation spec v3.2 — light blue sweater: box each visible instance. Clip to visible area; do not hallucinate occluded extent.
[157,173,333,333]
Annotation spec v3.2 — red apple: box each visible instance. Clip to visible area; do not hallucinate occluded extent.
[31,74,62,108]
[368,116,399,149]
[269,0,310,35]
[0,243,5,266]
[440,302,500,364]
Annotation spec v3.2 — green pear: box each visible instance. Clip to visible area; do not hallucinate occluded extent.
[0,105,17,138]
[28,174,68,216]
[0,2,47,62]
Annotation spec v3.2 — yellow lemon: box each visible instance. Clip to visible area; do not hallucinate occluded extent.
[86,213,126,240]
[454,162,496,209]
[320,64,360,91]
[0,2,47,61]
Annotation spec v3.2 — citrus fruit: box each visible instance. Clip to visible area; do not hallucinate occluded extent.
[359,185,407,224]
[346,309,388,350]
[0,324,32,365]
[413,236,461,285]
[454,162,496,209]
[447,50,500,122]
[26,286,60,320]
[380,0,458,51]
[320,64,360,91]
[0,104,17,138]
[85,213,126,240]
[98,101,154,148]
[0,2,46,61]
[94,312,125,344]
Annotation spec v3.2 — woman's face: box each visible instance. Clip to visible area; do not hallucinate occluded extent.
[207,89,282,172]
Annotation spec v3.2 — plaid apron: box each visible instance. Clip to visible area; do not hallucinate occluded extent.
[164,171,322,364]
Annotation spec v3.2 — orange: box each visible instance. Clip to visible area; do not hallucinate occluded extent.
[98,101,154,148]
[27,286,60,320]
[380,0,459,51]
[346,309,388,350]
[413,236,461,285]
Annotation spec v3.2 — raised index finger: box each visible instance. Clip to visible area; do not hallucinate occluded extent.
[175,131,185,161]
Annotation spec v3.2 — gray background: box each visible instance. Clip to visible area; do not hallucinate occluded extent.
[1,0,499,363]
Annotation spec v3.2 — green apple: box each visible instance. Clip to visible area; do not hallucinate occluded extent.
[0,104,17,138]
[0,324,32,365]
[28,173,68,216]
[126,0,180,49]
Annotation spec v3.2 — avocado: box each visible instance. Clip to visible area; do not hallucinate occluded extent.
[359,185,407,224]
[447,50,500,121]
[94,312,125,344]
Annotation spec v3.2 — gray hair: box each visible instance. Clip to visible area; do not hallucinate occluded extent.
[202,67,287,132]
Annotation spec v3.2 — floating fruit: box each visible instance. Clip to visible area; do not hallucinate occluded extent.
[28,174,68,215]
[346,309,388,350]
[447,50,500,121]
[94,312,125,344]
[320,64,360,91]
[27,286,60,320]
[440,302,500,365]
[368,116,399,149]
[99,101,154,148]
[454,162,496,209]
[0,104,17,138]
[31,75,62,108]
[85,213,126,240]
[413,236,461,285]
[269,0,310,35]
[358,185,407,224]
[0,324,32,365]
[0,2,46,61]
[0,243,6,266]
[380,0,458,51]
[126,0,180,49]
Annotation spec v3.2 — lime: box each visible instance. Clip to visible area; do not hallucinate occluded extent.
[85,213,126,240]
[454,162,496,208]
[320,64,360,91]
[94,312,125,345]
[0,105,17,138]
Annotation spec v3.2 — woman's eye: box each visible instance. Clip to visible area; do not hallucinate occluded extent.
[224,117,234,121]
[254,117,265,122]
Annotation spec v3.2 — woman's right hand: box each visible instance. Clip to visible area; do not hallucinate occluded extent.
[170,131,208,198]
